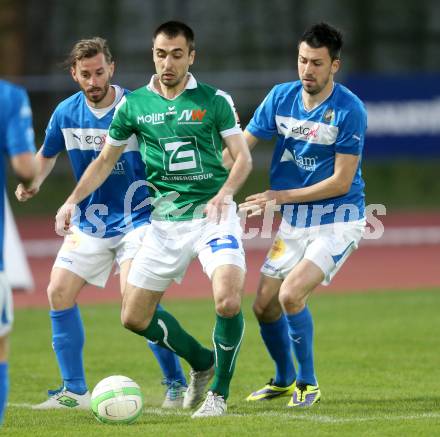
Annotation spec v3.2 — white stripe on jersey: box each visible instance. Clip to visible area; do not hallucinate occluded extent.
[275,115,339,146]
[215,89,241,128]
[220,126,242,138]
[61,128,139,152]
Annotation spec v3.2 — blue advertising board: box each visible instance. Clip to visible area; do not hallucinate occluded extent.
[343,75,440,158]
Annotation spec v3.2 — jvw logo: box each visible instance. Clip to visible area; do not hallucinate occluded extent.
[177,109,207,122]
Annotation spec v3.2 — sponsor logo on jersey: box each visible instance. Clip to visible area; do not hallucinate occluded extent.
[137,113,165,125]
[293,124,320,139]
[276,115,338,145]
[177,108,207,124]
[160,136,204,175]
[112,160,126,175]
[70,131,106,151]
[280,148,317,171]
[136,107,177,124]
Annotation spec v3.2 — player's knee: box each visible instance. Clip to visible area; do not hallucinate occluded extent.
[121,308,150,332]
[252,300,281,323]
[279,281,306,313]
[215,294,241,318]
[252,300,266,320]
[47,281,73,310]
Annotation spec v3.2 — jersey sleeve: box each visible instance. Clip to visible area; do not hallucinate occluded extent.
[334,104,367,155]
[41,108,65,157]
[5,86,36,156]
[246,86,278,140]
[107,96,135,146]
[214,90,242,138]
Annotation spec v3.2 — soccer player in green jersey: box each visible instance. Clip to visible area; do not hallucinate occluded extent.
[55,21,252,417]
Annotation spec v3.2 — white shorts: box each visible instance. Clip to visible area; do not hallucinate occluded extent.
[53,225,148,287]
[261,219,366,285]
[0,272,13,336]
[128,205,246,292]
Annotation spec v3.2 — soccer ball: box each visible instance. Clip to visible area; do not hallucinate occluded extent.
[91,375,143,424]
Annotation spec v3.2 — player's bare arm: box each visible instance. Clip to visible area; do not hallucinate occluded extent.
[222,130,259,169]
[55,142,125,235]
[15,149,58,201]
[239,152,359,216]
[205,132,252,221]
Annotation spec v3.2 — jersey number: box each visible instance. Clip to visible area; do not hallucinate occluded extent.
[208,235,239,253]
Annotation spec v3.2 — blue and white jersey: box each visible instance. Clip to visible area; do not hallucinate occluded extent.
[0,80,36,271]
[247,81,367,227]
[42,86,151,238]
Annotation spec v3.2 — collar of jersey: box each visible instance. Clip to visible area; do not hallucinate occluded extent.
[146,73,197,100]
[85,85,124,119]
[300,82,336,114]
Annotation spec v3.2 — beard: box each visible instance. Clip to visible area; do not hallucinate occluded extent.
[84,81,110,104]
[301,75,329,96]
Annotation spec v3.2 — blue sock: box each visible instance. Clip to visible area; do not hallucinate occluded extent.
[259,316,296,387]
[147,304,187,386]
[50,305,87,394]
[286,306,317,386]
[0,362,8,425]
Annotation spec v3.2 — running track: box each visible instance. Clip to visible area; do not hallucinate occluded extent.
[12,212,440,308]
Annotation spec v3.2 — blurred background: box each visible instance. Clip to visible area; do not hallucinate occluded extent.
[1,0,440,298]
[2,0,440,213]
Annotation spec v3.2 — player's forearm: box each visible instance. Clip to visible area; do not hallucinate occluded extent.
[222,148,235,170]
[66,145,120,204]
[223,130,259,170]
[278,175,351,204]
[32,150,57,188]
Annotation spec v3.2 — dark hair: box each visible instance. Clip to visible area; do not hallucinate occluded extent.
[299,22,343,60]
[65,37,113,68]
[153,21,195,52]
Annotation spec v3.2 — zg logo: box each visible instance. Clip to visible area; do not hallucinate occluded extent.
[160,136,203,175]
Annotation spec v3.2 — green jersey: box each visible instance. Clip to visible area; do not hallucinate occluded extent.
[108,73,241,221]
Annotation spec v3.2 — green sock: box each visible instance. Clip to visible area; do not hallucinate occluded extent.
[135,309,213,371]
[210,311,245,399]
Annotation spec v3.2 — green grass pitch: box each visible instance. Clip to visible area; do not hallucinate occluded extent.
[4,290,440,436]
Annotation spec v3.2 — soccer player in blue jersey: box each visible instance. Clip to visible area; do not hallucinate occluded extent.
[15,38,187,409]
[0,80,36,423]
[238,23,367,407]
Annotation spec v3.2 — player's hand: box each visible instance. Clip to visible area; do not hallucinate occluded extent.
[15,183,39,202]
[204,188,234,224]
[55,202,77,236]
[239,190,280,217]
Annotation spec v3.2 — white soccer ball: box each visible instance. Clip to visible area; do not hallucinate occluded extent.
[91,375,143,424]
